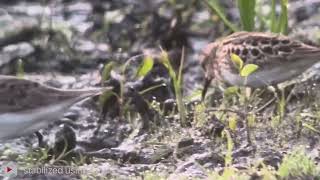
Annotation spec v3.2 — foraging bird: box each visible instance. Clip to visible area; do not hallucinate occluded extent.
[200,31,320,98]
[0,75,111,141]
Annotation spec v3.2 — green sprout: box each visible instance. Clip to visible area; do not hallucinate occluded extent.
[278,149,320,178]
[16,59,24,78]
[230,53,259,145]
[222,129,234,167]
[230,53,259,79]
[136,55,154,77]
[160,48,187,126]
[205,0,288,34]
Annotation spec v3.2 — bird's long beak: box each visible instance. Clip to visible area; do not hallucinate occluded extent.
[201,78,212,101]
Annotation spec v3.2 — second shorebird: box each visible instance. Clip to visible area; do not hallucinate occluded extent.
[0,75,111,141]
[200,31,320,97]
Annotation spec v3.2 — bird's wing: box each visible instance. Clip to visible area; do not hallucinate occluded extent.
[0,76,107,113]
[221,32,320,69]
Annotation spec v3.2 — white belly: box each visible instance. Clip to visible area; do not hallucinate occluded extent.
[0,101,73,141]
[221,60,319,88]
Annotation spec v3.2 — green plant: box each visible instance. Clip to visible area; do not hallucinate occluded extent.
[193,102,207,128]
[270,0,288,34]
[230,53,259,81]
[278,149,320,178]
[237,0,256,31]
[136,55,154,77]
[208,167,250,180]
[16,59,24,78]
[276,89,286,124]
[16,147,50,168]
[258,162,278,180]
[230,53,259,144]
[222,129,233,167]
[228,114,237,131]
[143,171,167,180]
[205,0,288,34]
[101,61,114,82]
[207,131,252,180]
[204,0,238,32]
[160,48,187,126]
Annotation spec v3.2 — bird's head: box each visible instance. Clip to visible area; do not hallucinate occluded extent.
[199,42,218,101]
[199,42,218,72]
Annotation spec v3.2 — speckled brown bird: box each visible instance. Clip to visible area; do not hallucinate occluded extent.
[200,31,320,98]
[0,75,111,140]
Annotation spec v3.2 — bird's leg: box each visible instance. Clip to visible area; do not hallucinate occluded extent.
[35,131,45,148]
[94,112,105,136]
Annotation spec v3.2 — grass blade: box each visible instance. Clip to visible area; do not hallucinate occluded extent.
[160,49,187,126]
[136,55,154,77]
[237,0,256,31]
[204,0,239,32]
[101,61,114,82]
[278,0,288,35]
[16,59,24,78]
[270,0,277,32]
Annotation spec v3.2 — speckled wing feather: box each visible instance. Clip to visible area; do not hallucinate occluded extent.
[219,32,320,70]
[0,75,107,113]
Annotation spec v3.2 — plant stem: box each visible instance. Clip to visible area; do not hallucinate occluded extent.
[177,47,186,126]
[244,87,252,145]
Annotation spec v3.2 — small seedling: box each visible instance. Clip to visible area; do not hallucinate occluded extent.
[160,48,187,126]
[230,53,259,145]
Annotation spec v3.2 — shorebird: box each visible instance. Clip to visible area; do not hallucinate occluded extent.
[0,75,111,141]
[200,31,320,98]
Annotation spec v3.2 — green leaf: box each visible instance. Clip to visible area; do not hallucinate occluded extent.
[230,53,244,70]
[101,62,114,81]
[228,115,237,131]
[278,0,288,35]
[248,113,256,127]
[160,51,176,81]
[205,0,239,32]
[302,123,320,134]
[16,59,24,79]
[270,0,277,32]
[222,130,234,166]
[224,86,239,96]
[137,56,154,77]
[160,49,187,126]
[240,64,259,77]
[237,0,256,31]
